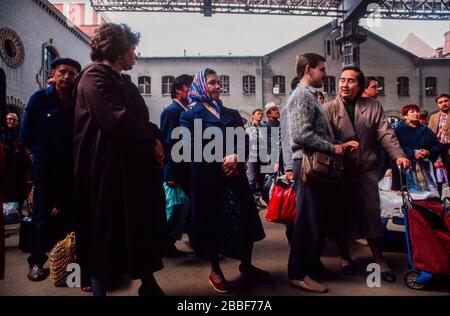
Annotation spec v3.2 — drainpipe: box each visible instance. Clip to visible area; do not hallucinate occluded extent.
[260,57,265,108]
[417,58,424,107]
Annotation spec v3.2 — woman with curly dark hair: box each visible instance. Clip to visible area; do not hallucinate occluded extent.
[73,23,166,296]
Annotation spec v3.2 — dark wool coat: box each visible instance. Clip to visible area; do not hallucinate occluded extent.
[73,62,166,282]
[160,100,190,196]
[0,128,29,202]
[179,103,265,259]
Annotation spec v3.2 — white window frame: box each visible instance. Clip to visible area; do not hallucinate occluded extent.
[272,76,286,95]
[243,75,255,95]
[162,75,174,95]
[138,76,151,95]
[219,75,230,94]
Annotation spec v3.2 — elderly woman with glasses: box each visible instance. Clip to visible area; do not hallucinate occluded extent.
[180,68,269,294]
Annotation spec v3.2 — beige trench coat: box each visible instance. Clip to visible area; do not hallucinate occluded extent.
[324,97,405,239]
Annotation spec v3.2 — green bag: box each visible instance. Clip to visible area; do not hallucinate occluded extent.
[163,182,189,221]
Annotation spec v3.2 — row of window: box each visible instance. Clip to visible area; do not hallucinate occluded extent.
[138,75,441,97]
[393,76,438,97]
[138,75,256,95]
[324,76,439,97]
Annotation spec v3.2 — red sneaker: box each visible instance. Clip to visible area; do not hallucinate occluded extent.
[208,272,232,294]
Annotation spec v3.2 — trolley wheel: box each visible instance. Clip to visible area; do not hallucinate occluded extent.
[404,270,426,290]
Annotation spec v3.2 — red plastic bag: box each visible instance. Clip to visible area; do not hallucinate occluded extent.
[265,178,296,224]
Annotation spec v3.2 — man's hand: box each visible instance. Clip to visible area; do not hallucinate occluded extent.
[396,156,411,170]
[153,139,164,170]
[223,153,238,177]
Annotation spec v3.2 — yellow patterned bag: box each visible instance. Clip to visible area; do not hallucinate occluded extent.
[49,232,76,287]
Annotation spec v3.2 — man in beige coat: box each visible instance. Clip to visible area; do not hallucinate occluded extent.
[323,66,410,283]
[428,93,450,174]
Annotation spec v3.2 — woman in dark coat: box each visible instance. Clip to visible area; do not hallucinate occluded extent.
[73,23,166,296]
[0,113,29,208]
[0,67,6,280]
[392,104,442,190]
[180,68,269,294]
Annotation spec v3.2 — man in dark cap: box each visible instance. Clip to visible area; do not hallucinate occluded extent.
[20,57,81,281]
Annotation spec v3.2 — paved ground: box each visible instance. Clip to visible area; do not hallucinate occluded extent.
[1,210,449,296]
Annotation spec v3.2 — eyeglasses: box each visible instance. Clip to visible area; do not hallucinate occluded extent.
[7,118,17,121]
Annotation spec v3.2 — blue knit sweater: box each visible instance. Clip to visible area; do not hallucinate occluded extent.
[394,120,441,161]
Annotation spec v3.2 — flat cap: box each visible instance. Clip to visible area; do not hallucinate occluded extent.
[51,57,81,72]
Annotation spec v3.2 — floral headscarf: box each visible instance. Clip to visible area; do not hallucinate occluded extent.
[188,68,221,114]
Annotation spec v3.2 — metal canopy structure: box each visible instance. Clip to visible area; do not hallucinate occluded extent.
[89,0,449,66]
[90,0,449,20]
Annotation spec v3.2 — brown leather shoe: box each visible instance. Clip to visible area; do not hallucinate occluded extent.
[209,272,232,294]
[289,275,328,293]
[27,265,48,282]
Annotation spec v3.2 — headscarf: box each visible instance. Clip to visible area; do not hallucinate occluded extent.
[188,68,221,114]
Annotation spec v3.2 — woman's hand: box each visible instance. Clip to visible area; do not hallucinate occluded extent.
[153,139,165,170]
[223,153,238,177]
[342,140,359,153]
[414,151,424,159]
[167,180,176,187]
[396,156,411,170]
[419,149,430,157]
[414,149,429,160]
[333,144,345,157]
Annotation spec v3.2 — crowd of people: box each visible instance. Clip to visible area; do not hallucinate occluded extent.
[0,22,449,295]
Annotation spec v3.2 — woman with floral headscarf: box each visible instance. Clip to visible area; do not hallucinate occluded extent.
[180,68,269,294]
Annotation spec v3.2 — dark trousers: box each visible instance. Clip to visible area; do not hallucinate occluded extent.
[166,203,189,246]
[247,161,264,199]
[288,159,332,280]
[27,162,74,267]
[377,148,390,181]
[0,199,4,280]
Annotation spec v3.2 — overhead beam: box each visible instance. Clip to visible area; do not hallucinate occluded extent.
[89,1,449,20]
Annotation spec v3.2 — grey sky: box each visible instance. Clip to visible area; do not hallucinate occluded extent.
[106,12,449,57]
